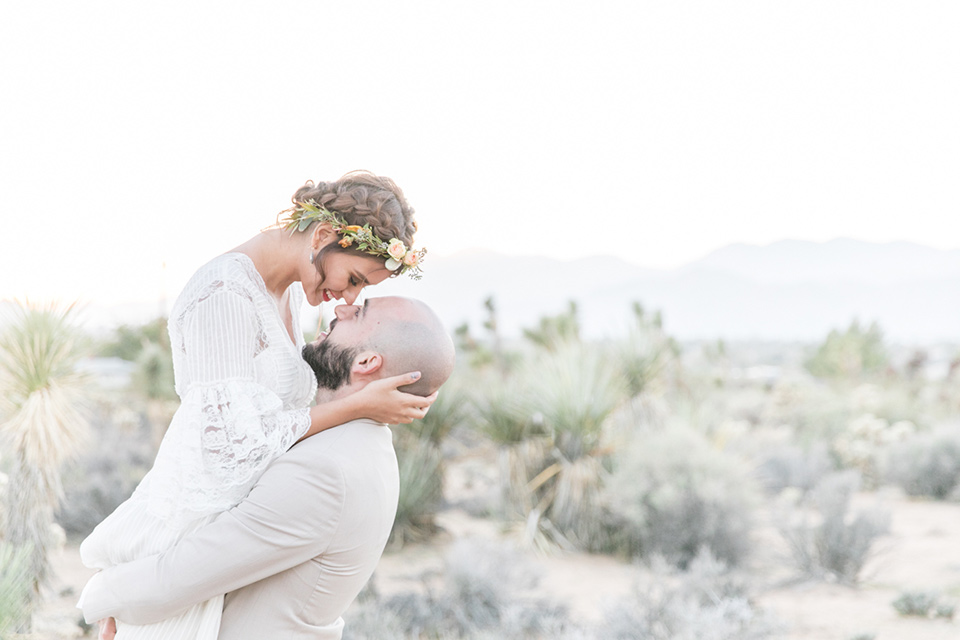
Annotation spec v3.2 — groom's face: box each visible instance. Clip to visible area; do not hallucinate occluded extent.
[301,300,380,391]
[301,339,357,391]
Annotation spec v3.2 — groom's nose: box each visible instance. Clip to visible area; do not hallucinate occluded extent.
[334,304,360,320]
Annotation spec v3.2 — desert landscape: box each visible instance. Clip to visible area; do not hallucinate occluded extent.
[4,245,960,640]
[22,466,960,639]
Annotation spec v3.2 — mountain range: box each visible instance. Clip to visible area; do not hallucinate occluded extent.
[6,238,955,345]
[371,239,960,344]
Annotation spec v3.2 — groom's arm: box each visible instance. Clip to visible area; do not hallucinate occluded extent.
[80,444,346,625]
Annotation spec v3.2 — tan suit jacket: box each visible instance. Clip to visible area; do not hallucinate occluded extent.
[80,419,399,639]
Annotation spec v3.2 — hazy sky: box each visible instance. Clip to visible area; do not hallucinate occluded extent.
[2,1,958,318]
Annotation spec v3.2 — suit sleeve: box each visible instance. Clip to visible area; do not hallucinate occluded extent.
[79,446,346,625]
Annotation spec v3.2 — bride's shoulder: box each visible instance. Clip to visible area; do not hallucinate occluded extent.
[187,253,262,286]
[174,253,264,310]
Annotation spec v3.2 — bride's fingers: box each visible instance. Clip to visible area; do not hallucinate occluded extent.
[380,371,422,390]
[400,390,438,421]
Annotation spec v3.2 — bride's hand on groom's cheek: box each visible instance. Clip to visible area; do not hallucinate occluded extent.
[97,617,116,640]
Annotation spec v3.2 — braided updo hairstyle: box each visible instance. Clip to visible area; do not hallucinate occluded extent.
[290,170,418,281]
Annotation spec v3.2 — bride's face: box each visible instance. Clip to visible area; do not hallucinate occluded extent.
[303,249,392,306]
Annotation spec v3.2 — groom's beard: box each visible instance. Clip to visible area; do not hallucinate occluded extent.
[301,340,358,391]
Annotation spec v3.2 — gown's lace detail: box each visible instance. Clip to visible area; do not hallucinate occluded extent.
[82,253,317,546]
[79,253,317,639]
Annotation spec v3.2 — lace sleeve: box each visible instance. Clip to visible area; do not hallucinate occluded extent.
[147,281,311,524]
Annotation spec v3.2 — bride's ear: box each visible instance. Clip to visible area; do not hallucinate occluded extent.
[311,222,337,250]
[351,351,383,376]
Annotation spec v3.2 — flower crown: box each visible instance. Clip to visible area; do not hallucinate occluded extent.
[281,200,426,279]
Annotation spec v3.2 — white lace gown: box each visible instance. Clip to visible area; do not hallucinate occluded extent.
[80,253,318,640]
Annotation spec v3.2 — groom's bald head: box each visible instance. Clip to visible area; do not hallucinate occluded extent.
[359,298,455,396]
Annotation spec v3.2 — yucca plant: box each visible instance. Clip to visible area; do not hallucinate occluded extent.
[470,372,545,518]
[389,429,443,548]
[407,379,468,445]
[523,343,627,550]
[0,302,90,630]
[533,342,627,460]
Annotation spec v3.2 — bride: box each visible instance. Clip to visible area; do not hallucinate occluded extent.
[79,171,432,639]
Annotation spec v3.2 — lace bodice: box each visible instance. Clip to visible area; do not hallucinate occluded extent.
[142,252,318,525]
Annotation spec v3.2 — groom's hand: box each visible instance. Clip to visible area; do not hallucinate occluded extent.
[97,617,116,640]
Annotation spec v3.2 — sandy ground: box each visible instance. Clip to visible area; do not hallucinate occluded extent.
[23,470,960,640]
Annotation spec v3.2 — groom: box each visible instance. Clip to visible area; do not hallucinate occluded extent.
[80,296,455,639]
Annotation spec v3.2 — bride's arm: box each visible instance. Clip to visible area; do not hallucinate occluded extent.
[298,374,438,441]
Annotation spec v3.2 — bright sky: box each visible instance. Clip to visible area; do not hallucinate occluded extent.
[2,1,958,323]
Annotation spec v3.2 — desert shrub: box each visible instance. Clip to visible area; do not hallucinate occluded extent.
[599,550,780,640]
[883,427,960,499]
[832,413,914,486]
[891,590,938,616]
[0,542,33,636]
[389,430,443,548]
[779,471,889,584]
[407,380,468,446]
[132,340,176,400]
[788,390,855,446]
[344,539,571,639]
[755,443,833,495]
[891,590,956,619]
[57,405,155,538]
[604,427,755,569]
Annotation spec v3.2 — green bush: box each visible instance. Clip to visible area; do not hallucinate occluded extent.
[599,550,780,640]
[755,443,833,495]
[0,542,33,637]
[604,427,756,569]
[891,590,955,618]
[57,405,155,539]
[344,540,570,639]
[388,430,443,548]
[779,471,889,584]
[884,427,960,499]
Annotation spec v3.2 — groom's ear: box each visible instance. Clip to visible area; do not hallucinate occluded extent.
[351,351,383,377]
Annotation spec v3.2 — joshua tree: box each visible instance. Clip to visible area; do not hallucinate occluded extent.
[522,300,580,352]
[0,302,90,630]
[806,320,888,380]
